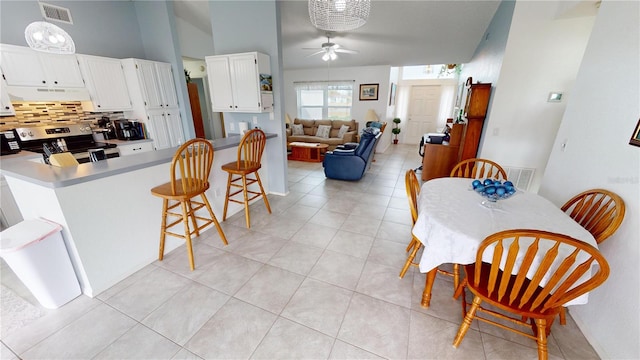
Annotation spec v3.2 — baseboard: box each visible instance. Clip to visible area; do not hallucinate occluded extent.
[269,191,288,197]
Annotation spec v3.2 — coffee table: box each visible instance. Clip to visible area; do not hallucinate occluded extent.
[287,142,329,162]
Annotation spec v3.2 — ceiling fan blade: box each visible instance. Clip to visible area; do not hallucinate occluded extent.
[335,49,358,54]
[302,47,321,50]
[305,50,325,58]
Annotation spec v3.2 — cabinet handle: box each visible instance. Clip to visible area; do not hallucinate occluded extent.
[229,105,233,108]
[54,81,58,84]
[4,106,9,110]
[235,105,238,108]
[97,105,101,108]
[42,80,46,84]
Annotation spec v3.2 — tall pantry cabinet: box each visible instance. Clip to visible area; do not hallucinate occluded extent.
[122,59,184,150]
[460,80,492,161]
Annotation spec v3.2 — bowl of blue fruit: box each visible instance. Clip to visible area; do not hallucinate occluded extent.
[471,179,517,204]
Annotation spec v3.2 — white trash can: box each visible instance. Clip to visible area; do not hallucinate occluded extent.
[0,218,81,309]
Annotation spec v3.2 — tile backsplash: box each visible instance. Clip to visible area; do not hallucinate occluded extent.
[0,102,125,130]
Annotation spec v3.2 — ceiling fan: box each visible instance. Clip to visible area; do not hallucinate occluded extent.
[303,33,358,61]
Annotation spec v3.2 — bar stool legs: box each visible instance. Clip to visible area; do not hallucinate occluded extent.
[222,171,272,229]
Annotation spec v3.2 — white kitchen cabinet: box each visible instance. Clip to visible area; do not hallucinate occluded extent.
[0,44,84,88]
[205,52,272,113]
[77,54,132,112]
[0,79,15,116]
[122,58,184,151]
[117,141,154,156]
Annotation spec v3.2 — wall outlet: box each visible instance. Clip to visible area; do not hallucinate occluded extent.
[229,122,235,131]
[252,116,258,124]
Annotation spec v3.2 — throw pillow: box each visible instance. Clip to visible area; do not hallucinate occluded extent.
[292,123,304,135]
[369,121,382,129]
[315,124,331,139]
[337,125,350,139]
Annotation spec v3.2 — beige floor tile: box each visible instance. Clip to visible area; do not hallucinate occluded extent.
[171,348,203,360]
[296,193,329,208]
[280,277,353,337]
[329,340,384,359]
[308,250,366,290]
[367,237,411,269]
[481,332,564,360]
[291,222,339,249]
[251,317,334,359]
[234,264,304,313]
[93,323,181,359]
[267,241,325,275]
[326,229,374,259]
[185,298,276,359]
[307,209,349,229]
[356,261,414,308]
[338,293,411,359]
[192,251,263,295]
[550,313,599,359]
[340,213,381,237]
[224,230,286,263]
[376,220,413,243]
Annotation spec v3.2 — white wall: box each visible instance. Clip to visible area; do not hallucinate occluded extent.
[539,1,639,358]
[284,65,391,147]
[175,17,214,60]
[479,1,594,192]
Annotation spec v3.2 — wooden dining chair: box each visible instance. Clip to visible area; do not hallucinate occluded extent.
[399,170,460,289]
[452,229,609,360]
[151,138,228,271]
[555,188,625,324]
[450,158,507,180]
[222,129,272,228]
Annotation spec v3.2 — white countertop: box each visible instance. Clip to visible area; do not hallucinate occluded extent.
[0,134,277,188]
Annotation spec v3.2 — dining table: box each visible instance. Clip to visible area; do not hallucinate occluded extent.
[412,177,598,308]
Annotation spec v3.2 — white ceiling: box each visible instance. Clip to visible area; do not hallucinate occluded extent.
[173,1,501,70]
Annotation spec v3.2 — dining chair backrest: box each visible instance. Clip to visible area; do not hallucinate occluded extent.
[561,189,625,244]
[405,169,420,224]
[450,158,507,180]
[170,138,214,196]
[237,129,266,169]
[473,229,609,314]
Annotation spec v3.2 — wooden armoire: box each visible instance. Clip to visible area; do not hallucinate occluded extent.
[421,78,492,181]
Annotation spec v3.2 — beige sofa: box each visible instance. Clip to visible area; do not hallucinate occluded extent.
[286,118,359,150]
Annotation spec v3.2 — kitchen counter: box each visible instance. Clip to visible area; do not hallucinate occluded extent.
[0,133,277,188]
[0,133,278,297]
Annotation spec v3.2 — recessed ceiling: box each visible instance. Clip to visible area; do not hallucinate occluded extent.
[173,1,501,70]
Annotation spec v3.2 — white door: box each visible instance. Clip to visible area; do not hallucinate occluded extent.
[229,53,260,112]
[206,56,234,111]
[165,111,185,147]
[405,85,441,144]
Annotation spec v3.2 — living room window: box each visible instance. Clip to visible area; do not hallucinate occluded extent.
[295,81,354,120]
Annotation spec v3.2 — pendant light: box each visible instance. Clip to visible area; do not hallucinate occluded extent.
[309,0,371,32]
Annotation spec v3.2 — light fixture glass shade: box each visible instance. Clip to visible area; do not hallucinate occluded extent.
[364,109,379,122]
[25,21,75,54]
[309,0,370,32]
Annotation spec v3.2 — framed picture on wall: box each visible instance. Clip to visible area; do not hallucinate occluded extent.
[359,84,379,101]
[629,118,640,147]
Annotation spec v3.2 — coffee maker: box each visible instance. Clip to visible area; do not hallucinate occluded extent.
[113,120,143,140]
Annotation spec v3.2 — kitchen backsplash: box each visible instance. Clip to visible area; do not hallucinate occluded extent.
[0,101,125,131]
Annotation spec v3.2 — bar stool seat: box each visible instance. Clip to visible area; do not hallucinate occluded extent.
[151,138,228,271]
[222,129,271,228]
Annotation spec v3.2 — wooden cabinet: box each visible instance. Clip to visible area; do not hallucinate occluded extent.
[77,54,132,111]
[205,52,272,113]
[421,124,465,181]
[0,44,84,88]
[122,59,184,150]
[460,80,492,161]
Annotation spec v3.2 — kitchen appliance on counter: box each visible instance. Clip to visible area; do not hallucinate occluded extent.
[113,120,144,141]
[95,117,117,140]
[1,130,21,155]
[15,124,119,164]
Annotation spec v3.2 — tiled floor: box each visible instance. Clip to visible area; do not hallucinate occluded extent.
[1,144,600,359]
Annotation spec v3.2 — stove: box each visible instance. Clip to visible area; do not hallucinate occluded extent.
[15,124,120,164]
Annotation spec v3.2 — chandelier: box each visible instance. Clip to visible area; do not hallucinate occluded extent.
[25,21,75,54]
[308,0,371,32]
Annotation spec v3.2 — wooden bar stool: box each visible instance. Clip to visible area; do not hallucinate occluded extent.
[221,129,272,228]
[151,138,228,270]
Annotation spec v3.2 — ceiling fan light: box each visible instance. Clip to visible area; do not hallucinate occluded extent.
[330,52,337,60]
[309,0,370,32]
[322,52,331,61]
[25,21,75,54]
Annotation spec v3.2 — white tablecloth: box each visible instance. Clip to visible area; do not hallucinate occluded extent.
[412,177,598,305]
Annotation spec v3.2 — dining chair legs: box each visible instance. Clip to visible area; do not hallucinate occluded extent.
[453,296,482,348]
[222,172,272,229]
[405,237,418,252]
[399,238,421,278]
[421,269,438,308]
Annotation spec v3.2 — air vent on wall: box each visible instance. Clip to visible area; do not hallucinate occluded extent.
[505,166,535,191]
[39,2,73,24]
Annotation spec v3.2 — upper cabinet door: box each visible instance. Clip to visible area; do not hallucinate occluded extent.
[0,44,48,86]
[155,63,178,108]
[229,53,260,112]
[136,60,164,110]
[205,56,234,111]
[0,44,83,88]
[40,53,84,88]
[0,80,15,116]
[77,55,132,111]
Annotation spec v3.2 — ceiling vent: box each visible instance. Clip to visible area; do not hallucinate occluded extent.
[39,2,73,24]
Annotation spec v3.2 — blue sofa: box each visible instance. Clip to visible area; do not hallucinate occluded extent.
[323,130,381,181]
